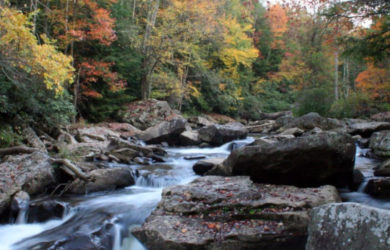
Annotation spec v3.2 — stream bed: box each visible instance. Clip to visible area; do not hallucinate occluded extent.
[0,137,388,249]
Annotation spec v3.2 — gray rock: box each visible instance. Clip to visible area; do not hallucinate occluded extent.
[371,112,390,122]
[375,160,390,176]
[280,127,304,136]
[192,158,224,175]
[132,176,340,250]
[198,122,248,146]
[276,112,344,132]
[349,121,390,137]
[306,203,390,250]
[246,120,276,133]
[137,118,188,145]
[369,130,390,157]
[0,152,55,214]
[28,199,66,223]
[179,130,201,146]
[120,99,182,130]
[68,168,134,194]
[188,116,215,129]
[213,132,356,187]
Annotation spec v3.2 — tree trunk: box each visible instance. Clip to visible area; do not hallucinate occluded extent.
[140,0,160,100]
[334,49,339,101]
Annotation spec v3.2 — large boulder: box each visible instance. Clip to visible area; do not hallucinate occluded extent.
[306,203,390,250]
[132,176,340,250]
[75,126,120,143]
[120,99,182,130]
[211,132,355,187]
[348,121,390,137]
[68,168,134,194]
[0,152,56,215]
[369,130,390,157]
[137,118,188,145]
[188,116,216,129]
[198,122,248,146]
[276,112,344,132]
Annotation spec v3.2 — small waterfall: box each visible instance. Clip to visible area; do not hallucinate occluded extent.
[15,205,28,224]
[112,224,121,250]
[357,179,369,193]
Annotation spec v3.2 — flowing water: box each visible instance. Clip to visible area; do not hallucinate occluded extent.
[340,145,390,209]
[0,138,254,250]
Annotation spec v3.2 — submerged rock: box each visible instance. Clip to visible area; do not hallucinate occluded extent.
[132,176,340,250]
[211,132,355,187]
[198,122,248,146]
[306,203,390,250]
[369,130,390,157]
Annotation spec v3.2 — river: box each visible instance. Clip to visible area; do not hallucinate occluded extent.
[0,137,387,249]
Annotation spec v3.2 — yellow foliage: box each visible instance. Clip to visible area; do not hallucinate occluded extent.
[219,18,259,80]
[0,7,74,93]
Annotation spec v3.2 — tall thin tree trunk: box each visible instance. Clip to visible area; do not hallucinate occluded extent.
[334,49,339,101]
[140,0,160,100]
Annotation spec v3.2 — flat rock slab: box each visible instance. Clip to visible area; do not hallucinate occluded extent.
[306,203,390,250]
[133,176,340,250]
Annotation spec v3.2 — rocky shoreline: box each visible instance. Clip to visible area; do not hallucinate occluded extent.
[1,99,390,249]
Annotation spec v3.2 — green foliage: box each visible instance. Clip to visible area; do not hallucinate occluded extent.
[0,124,23,148]
[330,92,372,118]
[294,88,333,117]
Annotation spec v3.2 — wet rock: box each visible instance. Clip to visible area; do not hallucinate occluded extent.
[120,99,182,130]
[212,132,355,187]
[276,112,344,132]
[137,118,188,145]
[348,121,390,137]
[68,168,134,194]
[192,158,224,175]
[365,178,390,198]
[351,169,365,190]
[179,130,201,146]
[28,199,66,223]
[0,152,56,215]
[374,160,390,176]
[184,155,206,161]
[306,203,390,250]
[132,176,340,250]
[369,130,390,157]
[198,122,248,146]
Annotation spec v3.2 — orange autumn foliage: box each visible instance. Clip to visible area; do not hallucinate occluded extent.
[265,4,288,48]
[355,62,390,102]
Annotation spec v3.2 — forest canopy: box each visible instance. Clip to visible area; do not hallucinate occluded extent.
[0,0,389,128]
